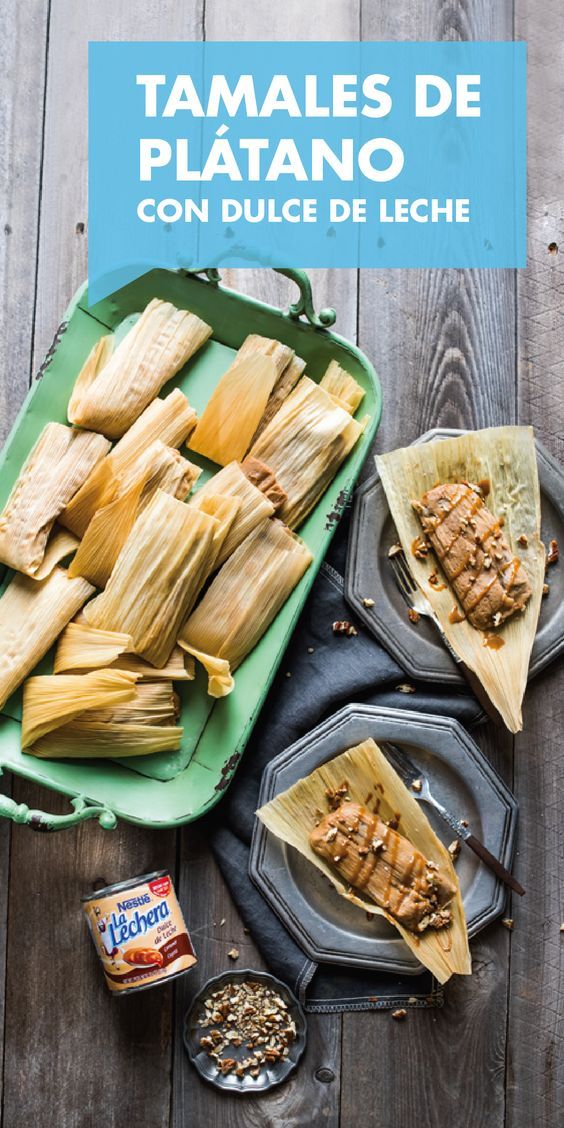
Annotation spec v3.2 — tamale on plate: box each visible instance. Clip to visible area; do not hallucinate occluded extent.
[376,427,545,732]
[257,738,471,983]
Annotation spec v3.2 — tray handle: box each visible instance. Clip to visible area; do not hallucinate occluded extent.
[188,267,336,329]
[0,785,117,832]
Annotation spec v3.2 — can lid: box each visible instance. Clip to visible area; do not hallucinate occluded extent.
[81,870,169,903]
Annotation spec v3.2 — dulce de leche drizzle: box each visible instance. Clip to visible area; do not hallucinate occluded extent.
[310,801,456,932]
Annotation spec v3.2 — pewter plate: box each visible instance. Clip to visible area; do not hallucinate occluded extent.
[250,704,518,975]
[346,428,564,685]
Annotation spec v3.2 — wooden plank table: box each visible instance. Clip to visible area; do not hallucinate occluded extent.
[0,2,562,1125]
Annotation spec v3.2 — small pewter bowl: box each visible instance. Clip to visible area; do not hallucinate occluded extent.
[183,968,307,1095]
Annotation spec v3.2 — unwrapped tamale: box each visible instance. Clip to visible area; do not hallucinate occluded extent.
[0,423,109,575]
[68,299,211,439]
[310,800,456,933]
[0,567,94,709]
[412,482,532,631]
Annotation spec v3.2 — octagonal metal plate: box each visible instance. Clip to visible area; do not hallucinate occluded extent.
[250,704,518,975]
[346,429,564,686]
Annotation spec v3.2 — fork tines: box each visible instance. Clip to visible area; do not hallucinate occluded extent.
[387,544,417,600]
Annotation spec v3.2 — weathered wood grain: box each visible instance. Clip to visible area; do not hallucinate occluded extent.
[2,786,176,1128]
[340,3,518,1126]
[0,0,50,1110]
[173,827,341,1128]
[31,0,205,370]
[0,0,50,440]
[507,3,564,1124]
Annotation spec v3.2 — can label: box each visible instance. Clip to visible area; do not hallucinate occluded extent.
[84,873,197,993]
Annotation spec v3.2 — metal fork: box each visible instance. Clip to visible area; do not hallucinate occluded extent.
[387,545,504,726]
[384,742,525,896]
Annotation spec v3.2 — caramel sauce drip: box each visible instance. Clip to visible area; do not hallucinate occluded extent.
[477,478,491,497]
[483,631,505,650]
[449,604,466,624]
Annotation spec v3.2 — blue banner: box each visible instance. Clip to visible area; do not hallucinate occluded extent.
[88,41,526,302]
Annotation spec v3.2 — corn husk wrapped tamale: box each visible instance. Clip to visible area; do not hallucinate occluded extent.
[54,622,194,682]
[23,672,182,758]
[30,527,80,580]
[319,360,365,414]
[189,335,294,465]
[240,457,288,512]
[179,518,313,696]
[257,739,470,983]
[0,423,109,575]
[249,353,306,445]
[0,567,94,709]
[68,442,201,588]
[61,390,198,537]
[83,490,220,667]
[68,299,212,439]
[376,427,545,732]
[250,377,365,528]
[189,462,275,569]
[22,668,140,745]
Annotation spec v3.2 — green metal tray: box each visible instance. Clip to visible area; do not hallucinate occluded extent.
[0,268,381,832]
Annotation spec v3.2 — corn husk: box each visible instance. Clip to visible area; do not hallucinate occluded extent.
[179,518,313,695]
[54,623,192,682]
[250,377,365,528]
[83,490,219,667]
[189,334,293,465]
[111,646,193,682]
[249,354,306,445]
[68,299,212,439]
[69,442,201,588]
[54,623,132,673]
[320,360,365,414]
[61,392,199,538]
[24,674,182,758]
[376,427,545,732]
[189,353,279,465]
[0,567,94,710]
[189,462,274,568]
[0,423,109,575]
[22,668,140,746]
[31,527,80,580]
[257,738,470,983]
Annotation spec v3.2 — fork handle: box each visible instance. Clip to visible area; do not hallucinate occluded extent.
[465,834,525,896]
[456,660,505,726]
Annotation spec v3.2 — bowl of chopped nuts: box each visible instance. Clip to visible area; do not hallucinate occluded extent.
[183,969,308,1093]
